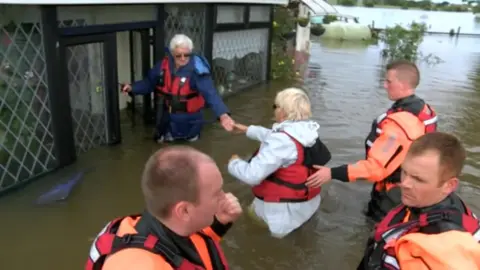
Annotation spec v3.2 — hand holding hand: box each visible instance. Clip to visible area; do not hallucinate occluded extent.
[232,123,248,134]
[220,114,235,131]
[305,165,332,188]
[215,192,243,224]
[229,154,240,163]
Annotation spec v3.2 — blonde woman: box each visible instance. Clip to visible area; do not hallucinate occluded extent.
[228,88,331,238]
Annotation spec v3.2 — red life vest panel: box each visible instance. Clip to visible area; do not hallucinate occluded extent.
[156,57,205,113]
[85,215,229,270]
[365,204,480,270]
[251,131,321,203]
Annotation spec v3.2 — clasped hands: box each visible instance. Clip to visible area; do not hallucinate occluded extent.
[226,120,249,162]
[219,114,248,134]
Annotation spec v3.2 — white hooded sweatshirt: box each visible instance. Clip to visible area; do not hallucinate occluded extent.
[228,120,322,238]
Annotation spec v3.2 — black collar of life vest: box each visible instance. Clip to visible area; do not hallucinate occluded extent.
[364,194,472,269]
[135,211,206,267]
[390,94,425,114]
[407,193,467,217]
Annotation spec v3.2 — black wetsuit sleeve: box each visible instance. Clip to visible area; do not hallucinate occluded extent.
[210,217,233,237]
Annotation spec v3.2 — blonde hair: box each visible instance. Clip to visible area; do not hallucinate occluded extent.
[275,88,312,121]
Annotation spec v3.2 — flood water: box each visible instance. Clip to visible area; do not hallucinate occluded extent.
[335,6,480,34]
[2,14,480,270]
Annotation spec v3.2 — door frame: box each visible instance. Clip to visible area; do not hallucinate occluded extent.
[129,28,154,126]
[58,33,121,155]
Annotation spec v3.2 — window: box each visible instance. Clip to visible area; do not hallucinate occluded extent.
[249,5,270,22]
[216,5,245,24]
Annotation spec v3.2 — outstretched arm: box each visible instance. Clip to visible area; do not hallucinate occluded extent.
[131,62,162,95]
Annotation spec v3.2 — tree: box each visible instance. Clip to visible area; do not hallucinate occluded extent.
[380,22,442,65]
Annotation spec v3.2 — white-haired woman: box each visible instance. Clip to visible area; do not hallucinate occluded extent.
[228,88,331,238]
[122,34,234,143]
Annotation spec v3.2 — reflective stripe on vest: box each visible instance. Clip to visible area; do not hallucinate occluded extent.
[89,221,112,264]
[383,254,400,269]
[377,226,410,270]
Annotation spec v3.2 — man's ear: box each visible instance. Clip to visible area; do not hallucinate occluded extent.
[171,201,191,222]
[443,177,458,195]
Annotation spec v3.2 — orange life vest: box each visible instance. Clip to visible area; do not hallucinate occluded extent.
[252,132,321,202]
[365,102,437,185]
[86,215,229,270]
[364,204,480,270]
[365,100,438,220]
[394,231,480,270]
[156,57,205,113]
[366,103,437,156]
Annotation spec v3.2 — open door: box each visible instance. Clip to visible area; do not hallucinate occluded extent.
[59,33,121,156]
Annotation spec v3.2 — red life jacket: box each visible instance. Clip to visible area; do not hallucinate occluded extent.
[365,204,480,270]
[251,132,321,203]
[156,57,205,113]
[85,215,229,270]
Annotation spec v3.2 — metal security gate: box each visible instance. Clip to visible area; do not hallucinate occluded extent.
[59,34,120,156]
[164,4,206,54]
[0,5,57,193]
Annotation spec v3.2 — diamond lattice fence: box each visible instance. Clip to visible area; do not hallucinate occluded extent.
[212,29,269,96]
[164,4,206,55]
[0,5,57,192]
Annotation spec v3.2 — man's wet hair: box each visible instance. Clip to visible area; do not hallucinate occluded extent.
[407,132,466,180]
[386,60,420,89]
[141,145,213,218]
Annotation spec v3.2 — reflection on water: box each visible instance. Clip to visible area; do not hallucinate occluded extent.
[312,37,374,50]
[1,35,480,269]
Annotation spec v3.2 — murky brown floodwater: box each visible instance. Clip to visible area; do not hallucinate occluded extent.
[1,34,480,270]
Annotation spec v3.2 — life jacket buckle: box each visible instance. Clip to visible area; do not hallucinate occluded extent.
[122,234,133,244]
[367,260,382,270]
[440,211,451,221]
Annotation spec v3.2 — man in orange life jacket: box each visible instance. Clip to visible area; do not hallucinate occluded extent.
[305,60,438,222]
[86,146,242,270]
[122,34,234,143]
[357,132,480,270]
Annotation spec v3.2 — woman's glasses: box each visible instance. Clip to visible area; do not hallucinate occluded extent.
[174,53,191,59]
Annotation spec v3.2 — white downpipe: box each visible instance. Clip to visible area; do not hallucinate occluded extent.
[294,3,311,81]
[295,3,311,55]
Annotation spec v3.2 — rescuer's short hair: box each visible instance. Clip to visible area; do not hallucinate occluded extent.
[407,132,466,180]
[386,60,420,88]
[141,145,213,218]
